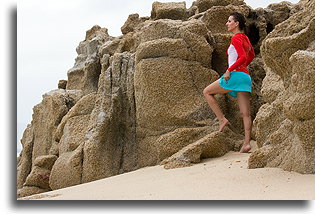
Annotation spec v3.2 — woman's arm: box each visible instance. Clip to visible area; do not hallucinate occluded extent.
[246,46,255,66]
[227,36,246,72]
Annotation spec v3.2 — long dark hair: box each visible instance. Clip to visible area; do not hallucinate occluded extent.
[230,12,246,31]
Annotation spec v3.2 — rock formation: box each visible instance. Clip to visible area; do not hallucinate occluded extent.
[248,0,315,174]
[17,0,314,197]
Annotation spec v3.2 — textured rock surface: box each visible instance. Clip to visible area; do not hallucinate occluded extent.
[49,144,84,190]
[17,125,34,190]
[82,52,137,183]
[17,0,315,197]
[160,128,243,169]
[151,1,188,20]
[249,0,315,174]
[194,0,245,13]
[66,25,110,95]
[17,155,57,197]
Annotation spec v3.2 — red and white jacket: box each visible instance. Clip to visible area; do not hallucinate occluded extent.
[227,33,255,75]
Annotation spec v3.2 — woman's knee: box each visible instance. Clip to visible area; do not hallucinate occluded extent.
[203,87,211,96]
[203,88,216,100]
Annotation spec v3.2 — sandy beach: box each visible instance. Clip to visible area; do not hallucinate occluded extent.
[20,151,314,200]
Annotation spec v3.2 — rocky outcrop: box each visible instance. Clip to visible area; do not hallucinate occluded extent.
[66,25,110,95]
[160,128,243,169]
[17,0,314,197]
[249,0,315,174]
[18,155,58,197]
[81,52,137,183]
[17,89,82,197]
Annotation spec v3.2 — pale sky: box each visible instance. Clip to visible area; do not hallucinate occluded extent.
[17,0,300,151]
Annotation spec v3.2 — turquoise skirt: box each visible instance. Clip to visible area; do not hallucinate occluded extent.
[219,71,252,98]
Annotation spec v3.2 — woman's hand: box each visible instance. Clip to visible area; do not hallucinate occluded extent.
[222,70,231,82]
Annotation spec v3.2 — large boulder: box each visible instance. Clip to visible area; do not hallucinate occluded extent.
[82,52,137,182]
[17,155,57,197]
[30,89,80,163]
[67,25,110,95]
[264,1,293,29]
[16,89,82,196]
[160,128,243,169]
[17,125,34,190]
[151,1,188,20]
[47,93,97,189]
[49,144,84,190]
[249,0,315,174]
[54,93,97,154]
[193,0,245,13]
[121,14,149,35]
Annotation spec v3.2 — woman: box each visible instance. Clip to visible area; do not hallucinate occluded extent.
[203,12,255,153]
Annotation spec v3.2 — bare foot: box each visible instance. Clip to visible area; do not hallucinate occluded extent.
[219,117,229,132]
[240,144,251,153]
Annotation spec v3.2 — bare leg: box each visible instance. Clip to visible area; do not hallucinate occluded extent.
[237,91,252,153]
[203,80,231,132]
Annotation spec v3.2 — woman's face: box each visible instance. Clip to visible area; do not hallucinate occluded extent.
[226,16,239,32]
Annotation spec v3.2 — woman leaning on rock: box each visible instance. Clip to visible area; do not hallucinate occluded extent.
[203,12,255,153]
